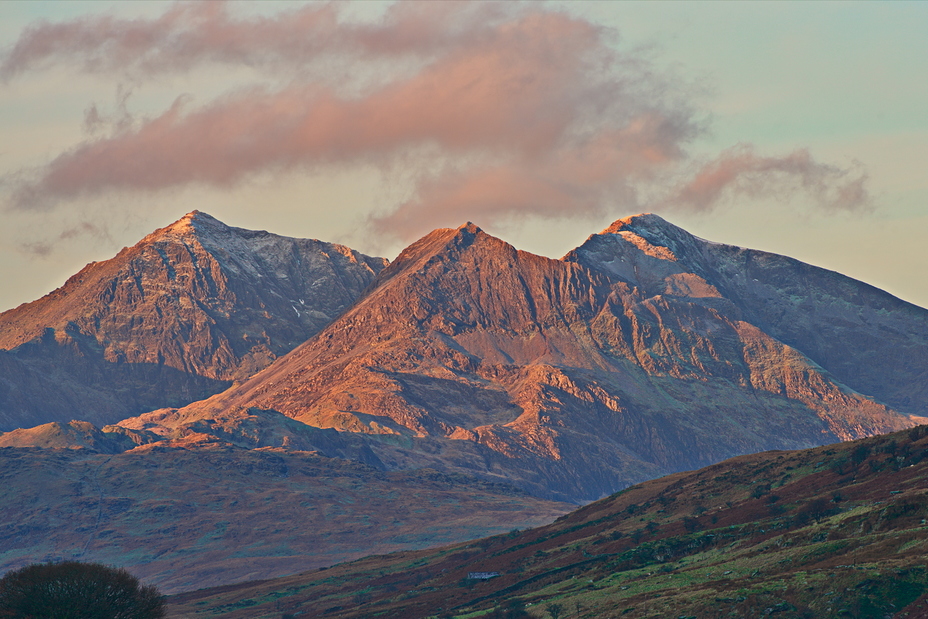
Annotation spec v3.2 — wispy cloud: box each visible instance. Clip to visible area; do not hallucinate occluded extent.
[1,0,871,242]
[0,1,514,81]
[19,221,113,257]
[667,144,871,213]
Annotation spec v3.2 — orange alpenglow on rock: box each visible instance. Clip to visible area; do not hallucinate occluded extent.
[118,214,927,503]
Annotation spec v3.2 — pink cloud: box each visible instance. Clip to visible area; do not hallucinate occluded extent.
[0,1,516,81]
[2,1,872,238]
[372,115,693,239]
[8,5,681,206]
[669,144,871,213]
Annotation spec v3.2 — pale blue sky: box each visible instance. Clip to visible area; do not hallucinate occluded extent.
[1,1,926,310]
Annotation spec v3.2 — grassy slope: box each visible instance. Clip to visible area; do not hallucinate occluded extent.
[169,426,928,618]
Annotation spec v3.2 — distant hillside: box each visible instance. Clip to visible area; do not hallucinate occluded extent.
[0,443,570,595]
[168,424,928,618]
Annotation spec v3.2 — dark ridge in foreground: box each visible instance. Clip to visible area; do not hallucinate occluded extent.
[168,424,928,618]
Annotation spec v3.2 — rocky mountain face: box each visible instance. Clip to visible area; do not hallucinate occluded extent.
[134,216,925,502]
[569,214,928,418]
[0,211,387,430]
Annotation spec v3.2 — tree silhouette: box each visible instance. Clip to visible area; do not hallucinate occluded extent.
[0,561,165,619]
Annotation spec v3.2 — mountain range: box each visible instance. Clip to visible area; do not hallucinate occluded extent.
[118,214,926,501]
[1,211,926,591]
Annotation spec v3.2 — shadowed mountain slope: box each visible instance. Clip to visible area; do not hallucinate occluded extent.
[0,211,387,430]
[569,214,928,418]
[167,424,928,619]
[0,443,570,595]
[133,218,921,502]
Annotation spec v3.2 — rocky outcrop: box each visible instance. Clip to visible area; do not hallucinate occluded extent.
[0,211,387,430]
[0,420,158,453]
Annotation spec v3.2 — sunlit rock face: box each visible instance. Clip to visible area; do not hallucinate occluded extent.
[0,211,387,430]
[152,216,925,502]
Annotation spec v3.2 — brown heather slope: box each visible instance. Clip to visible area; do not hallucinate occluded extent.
[168,425,928,619]
[0,211,387,430]
[133,219,919,502]
[0,442,570,594]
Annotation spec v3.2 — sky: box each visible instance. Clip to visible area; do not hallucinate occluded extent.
[1,0,926,312]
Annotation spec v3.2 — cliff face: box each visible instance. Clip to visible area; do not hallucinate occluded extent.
[144,218,921,502]
[0,211,387,430]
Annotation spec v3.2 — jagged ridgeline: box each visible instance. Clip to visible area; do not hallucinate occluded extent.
[122,216,927,502]
[4,213,928,502]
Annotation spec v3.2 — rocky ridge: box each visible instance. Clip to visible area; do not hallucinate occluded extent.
[123,216,925,502]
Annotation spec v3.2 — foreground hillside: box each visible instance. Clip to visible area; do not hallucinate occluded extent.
[169,425,928,618]
[0,443,569,594]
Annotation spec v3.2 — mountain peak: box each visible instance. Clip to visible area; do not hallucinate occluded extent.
[383,222,495,278]
[0,211,388,430]
[155,210,227,240]
[600,213,670,235]
[600,213,693,243]
[593,213,700,263]
[457,221,482,234]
